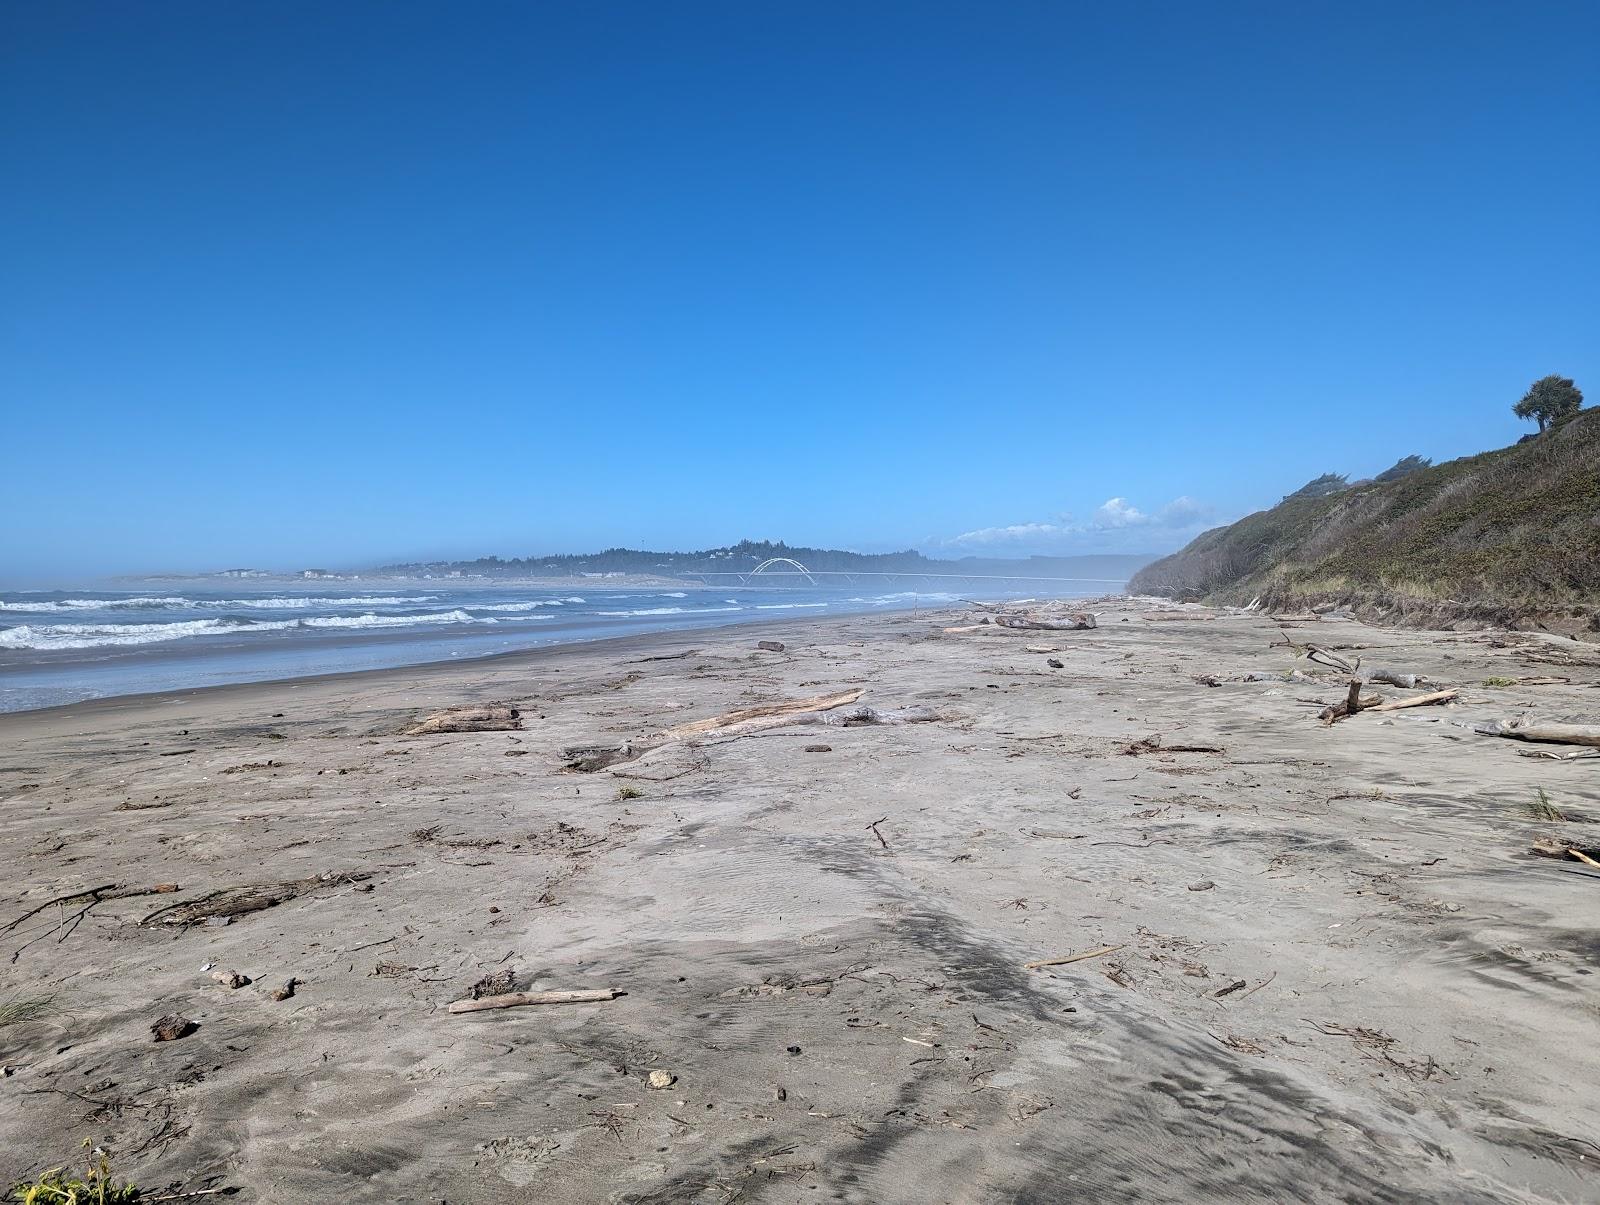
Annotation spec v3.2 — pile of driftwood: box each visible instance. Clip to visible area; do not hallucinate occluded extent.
[563,689,939,772]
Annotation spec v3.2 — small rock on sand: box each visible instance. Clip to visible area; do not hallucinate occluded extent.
[152,1014,197,1042]
[646,1069,676,1089]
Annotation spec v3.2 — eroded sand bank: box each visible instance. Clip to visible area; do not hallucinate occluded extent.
[1,600,1596,1202]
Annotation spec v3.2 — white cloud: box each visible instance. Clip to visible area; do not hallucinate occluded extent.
[940,496,1216,553]
[948,521,1072,545]
[1093,495,1206,530]
[1093,498,1146,528]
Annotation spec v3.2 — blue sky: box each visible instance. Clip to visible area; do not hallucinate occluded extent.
[3,2,1596,582]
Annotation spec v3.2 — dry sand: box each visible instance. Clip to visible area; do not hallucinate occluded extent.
[1,599,1597,1203]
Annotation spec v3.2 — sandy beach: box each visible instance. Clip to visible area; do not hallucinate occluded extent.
[1,600,1596,1203]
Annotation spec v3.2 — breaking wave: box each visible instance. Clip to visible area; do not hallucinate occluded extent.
[0,609,520,651]
[465,597,584,612]
[594,606,743,617]
[0,594,439,613]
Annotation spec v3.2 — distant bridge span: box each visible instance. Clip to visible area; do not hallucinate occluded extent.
[746,557,817,584]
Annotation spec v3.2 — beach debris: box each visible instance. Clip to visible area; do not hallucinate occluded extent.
[1187,881,1216,892]
[1475,718,1600,748]
[1303,1020,1447,1081]
[447,988,620,1014]
[5,882,181,963]
[471,967,518,999]
[1047,658,1064,669]
[867,817,890,850]
[404,704,522,736]
[993,613,1096,632]
[270,977,301,1001]
[818,704,939,727]
[1121,734,1225,755]
[803,744,832,753]
[1319,681,1380,725]
[1366,689,1458,713]
[1517,747,1600,761]
[222,760,281,774]
[1366,669,1432,690]
[646,1069,676,1090]
[1213,978,1248,998]
[1024,944,1124,971]
[628,648,700,663]
[151,1014,197,1042]
[141,871,373,927]
[757,640,786,652]
[1304,644,1358,675]
[1142,611,1216,622]
[209,970,250,989]
[563,689,869,771]
[1531,837,1600,869]
[4,882,179,938]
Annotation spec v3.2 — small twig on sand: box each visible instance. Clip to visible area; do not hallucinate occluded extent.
[867,817,890,850]
[1024,944,1123,971]
[1237,971,1277,999]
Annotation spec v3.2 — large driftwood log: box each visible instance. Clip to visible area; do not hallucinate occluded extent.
[1475,719,1600,748]
[448,988,619,1014]
[993,613,1096,632]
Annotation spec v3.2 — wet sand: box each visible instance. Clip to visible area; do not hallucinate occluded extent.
[1,599,1597,1203]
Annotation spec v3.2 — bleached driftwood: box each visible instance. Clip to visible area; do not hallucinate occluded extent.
[405,704,522,735]
[1365,689,1458,713]
[564,688,933,771]
[993,613,1096,632]
[1475,718,1600,748]
[448,988,619,1014]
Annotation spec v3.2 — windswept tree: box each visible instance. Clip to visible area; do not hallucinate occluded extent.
[1373,454,1432,483]
[1513,375,1583,432]
[1282,473,1348,502]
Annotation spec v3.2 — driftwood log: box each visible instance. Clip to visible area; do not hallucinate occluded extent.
[993,613,1096,632]
[1367,669,1431,689]
[1320,680,1377,725]
[564,689,865,772]
[1365,689,1458,713]
[1531,837,1600,869]
[448,988,619,1014]
[1475,719,1600,748]
[405,705,522,735]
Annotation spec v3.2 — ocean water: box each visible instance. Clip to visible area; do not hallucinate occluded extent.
[0,582,1083,712]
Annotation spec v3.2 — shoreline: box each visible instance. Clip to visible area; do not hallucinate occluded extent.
[0,607,909,728]
[2,599,1595,1201]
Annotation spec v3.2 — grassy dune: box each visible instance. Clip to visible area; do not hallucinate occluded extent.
[1131,408,1600,628]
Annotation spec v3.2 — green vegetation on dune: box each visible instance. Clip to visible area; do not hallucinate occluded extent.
[1130,407,1600,624]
